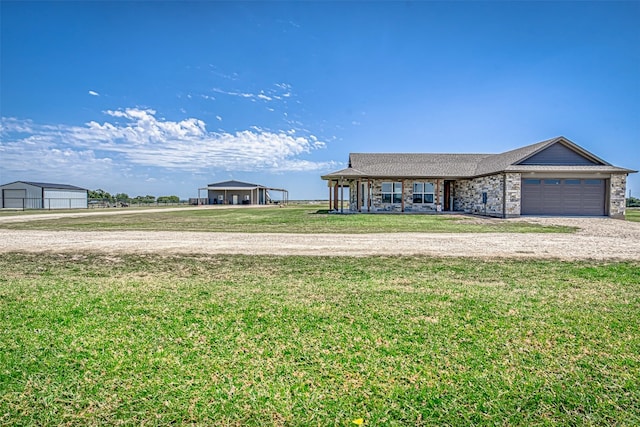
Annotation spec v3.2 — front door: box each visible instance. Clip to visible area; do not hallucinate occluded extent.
[360,182,369,212]
[232,195,238,205]
[444,181,452,211]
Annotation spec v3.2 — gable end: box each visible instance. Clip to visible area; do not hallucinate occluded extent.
[517,142,604,166]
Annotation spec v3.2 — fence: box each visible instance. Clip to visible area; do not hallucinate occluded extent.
[2,198,88,210]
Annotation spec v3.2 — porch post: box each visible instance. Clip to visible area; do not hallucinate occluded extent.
[340,177,344,213]
[328,183,332,210]
[334,181,339,211]
[356,180,361,212]
[401,180,405,212]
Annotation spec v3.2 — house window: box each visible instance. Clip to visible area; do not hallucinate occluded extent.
[381,182,402,203]
[412,182,435,204]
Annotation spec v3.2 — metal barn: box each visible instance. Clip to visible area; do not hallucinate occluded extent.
[197,180,289,205]
[0,181,88,209]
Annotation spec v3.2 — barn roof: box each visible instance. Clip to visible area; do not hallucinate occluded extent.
[207,180,263,188]
[1,181,87,191]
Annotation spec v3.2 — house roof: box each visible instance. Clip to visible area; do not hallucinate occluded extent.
[207,180,262,188]
[2,181,87,191]
[321,136,636,180]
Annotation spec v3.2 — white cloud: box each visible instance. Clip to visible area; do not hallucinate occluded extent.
[88,90,100,96]
[0,109,336,178]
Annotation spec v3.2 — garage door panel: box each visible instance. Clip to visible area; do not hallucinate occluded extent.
[521,178,605,216]
[2,189,26,208]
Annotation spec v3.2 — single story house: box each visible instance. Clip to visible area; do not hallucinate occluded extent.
[197,180,289,205]
[321,136,636,218]
[0,181,88,209]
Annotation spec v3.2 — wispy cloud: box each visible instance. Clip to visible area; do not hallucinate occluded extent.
[0,109,337,180]
[88,90,100,96]
[211,82,294,103]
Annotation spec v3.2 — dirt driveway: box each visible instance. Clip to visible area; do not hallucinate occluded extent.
[1,209,639,260]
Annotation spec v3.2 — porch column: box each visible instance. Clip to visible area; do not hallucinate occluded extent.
[401,180,405,212]
[340,178,344,213]
[356,180,361,212]
[334,181,339,211]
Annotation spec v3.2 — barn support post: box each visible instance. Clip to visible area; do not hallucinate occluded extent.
[340,178,344,213]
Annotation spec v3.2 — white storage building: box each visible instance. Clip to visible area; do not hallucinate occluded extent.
[0,181,88,209]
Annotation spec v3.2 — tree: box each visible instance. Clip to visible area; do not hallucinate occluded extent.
[157,195,179,204]
[89,189,113,202]
[627,196,640,208]
[114,193,130,202]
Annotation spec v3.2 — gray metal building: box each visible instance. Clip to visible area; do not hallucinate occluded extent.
[198,180,288,205]
[0,181,88,209]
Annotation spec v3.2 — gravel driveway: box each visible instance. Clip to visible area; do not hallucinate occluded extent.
[1,209,639,260]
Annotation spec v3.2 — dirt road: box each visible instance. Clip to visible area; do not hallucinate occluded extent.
[1,211,638,260]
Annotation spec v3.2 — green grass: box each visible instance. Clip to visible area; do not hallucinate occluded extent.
[626,208,640,222]
[1,253,638,425]
[0,204,576,233]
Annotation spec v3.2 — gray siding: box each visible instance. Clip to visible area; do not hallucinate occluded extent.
[519,143,600,166]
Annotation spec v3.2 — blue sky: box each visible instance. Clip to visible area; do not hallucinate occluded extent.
[1,1,639,200]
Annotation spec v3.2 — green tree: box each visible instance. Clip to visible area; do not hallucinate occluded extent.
[89,189,113,202]
[157,195,179,204]
[627,196,640,207]
[114,193,130,202]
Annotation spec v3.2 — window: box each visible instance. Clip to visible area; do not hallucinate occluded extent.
[523,179,541,184]
[565,179,581,185]
[381,182,402,203]
[585,179,603,185]
[544,179,561,185]
[412,182,434,204]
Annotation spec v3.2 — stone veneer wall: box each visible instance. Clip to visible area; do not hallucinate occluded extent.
[609,173,627,219]
[454,174,506,217]
[504,173,521,218]
[347,179,444,212]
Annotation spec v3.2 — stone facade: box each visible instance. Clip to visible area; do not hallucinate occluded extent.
[334,171,628,219]
[453,174,506,217]
[504,173,521,218]
[609,173,627,219]
[347,179,444,212]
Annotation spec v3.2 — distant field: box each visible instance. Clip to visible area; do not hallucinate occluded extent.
[627,208,640,222]
[1,253,638,425]
[0,205,575,234]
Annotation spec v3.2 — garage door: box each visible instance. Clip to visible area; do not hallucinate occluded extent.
[521,178,606,216]
[2,189,26,208]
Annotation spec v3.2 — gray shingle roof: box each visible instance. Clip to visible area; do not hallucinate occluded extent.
[321,137,636,179]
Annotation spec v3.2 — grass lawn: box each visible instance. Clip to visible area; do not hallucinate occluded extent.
[626,208,640,222]
[1,253,638,425]
[0,204,575,234]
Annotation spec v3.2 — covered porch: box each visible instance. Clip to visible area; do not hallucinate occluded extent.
[322,170,456,214]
